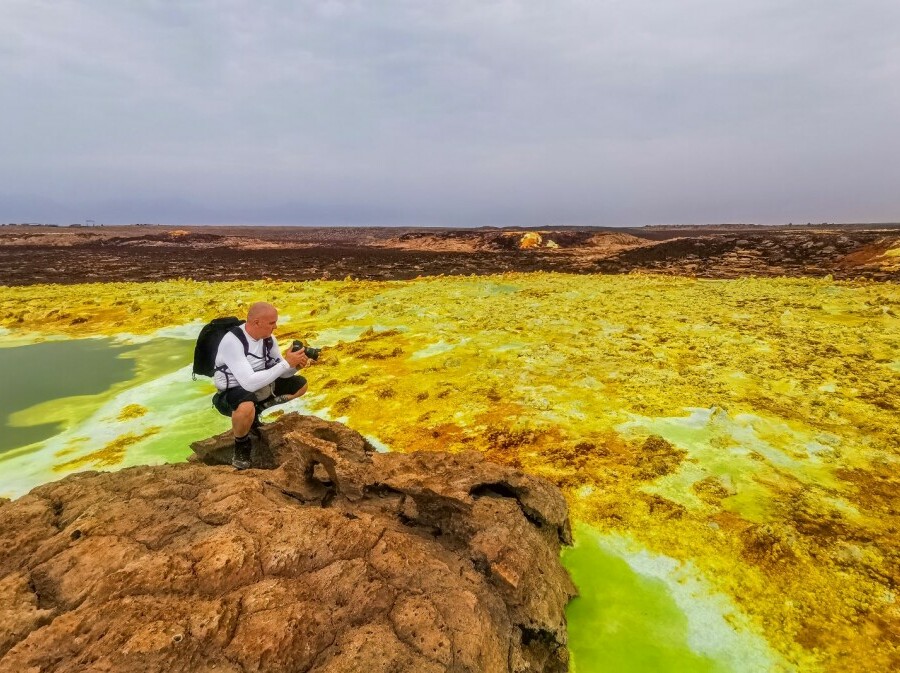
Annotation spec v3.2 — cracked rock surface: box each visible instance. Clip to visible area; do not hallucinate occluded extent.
[0,413,576,672]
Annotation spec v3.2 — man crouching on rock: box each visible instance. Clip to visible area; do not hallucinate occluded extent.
[212,301,310,470]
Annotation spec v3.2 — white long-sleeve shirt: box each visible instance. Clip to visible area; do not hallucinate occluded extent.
[213,325,297,392]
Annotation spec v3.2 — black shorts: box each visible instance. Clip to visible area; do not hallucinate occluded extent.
[212,375,306,417]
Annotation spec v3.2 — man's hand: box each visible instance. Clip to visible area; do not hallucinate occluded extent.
[284,347,310,369]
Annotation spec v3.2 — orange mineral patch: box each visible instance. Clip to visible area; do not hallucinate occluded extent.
[116,404,148,421]
[54,427,161,472]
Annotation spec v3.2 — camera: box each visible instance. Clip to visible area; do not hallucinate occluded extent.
[291,340,320,360]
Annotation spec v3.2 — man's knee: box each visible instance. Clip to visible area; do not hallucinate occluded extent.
[233,400,256,420]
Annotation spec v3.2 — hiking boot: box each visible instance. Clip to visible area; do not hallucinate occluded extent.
[232,435,252,470]
[258,395,291,411]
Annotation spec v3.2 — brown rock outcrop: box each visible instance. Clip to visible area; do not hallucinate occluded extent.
[0,414,576,672]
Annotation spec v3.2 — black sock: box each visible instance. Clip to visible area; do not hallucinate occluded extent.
[234,434,252,461]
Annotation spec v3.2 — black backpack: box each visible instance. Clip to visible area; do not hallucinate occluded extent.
[193,317,244,379]
[192,317,276,380]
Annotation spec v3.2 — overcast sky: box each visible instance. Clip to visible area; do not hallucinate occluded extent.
[2,0,899,226]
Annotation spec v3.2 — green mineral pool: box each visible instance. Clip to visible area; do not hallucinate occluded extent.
[0,336,226,498]
[0,338,137,453]
[562,525,781,673]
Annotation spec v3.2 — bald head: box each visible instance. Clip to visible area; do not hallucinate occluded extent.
[245,302,278,340]
[247,301,276,322]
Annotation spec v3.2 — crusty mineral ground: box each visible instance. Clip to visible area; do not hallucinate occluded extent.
[1,222,898,284]
[0,414,575,673]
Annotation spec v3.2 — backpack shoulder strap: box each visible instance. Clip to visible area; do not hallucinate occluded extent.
[230,326,250,356]
[225,327,277,370]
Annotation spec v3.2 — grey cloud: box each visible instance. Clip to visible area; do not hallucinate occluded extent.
[1,0,898,226]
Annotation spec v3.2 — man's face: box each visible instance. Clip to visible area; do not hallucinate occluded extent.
[251,311,278,338]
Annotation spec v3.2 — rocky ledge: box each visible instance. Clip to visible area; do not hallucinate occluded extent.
[0,414,576,672]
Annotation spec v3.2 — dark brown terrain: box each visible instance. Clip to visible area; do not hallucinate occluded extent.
[1,223,899,284]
